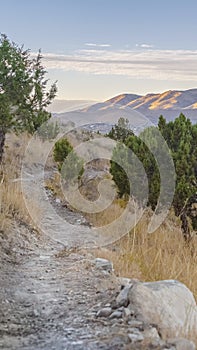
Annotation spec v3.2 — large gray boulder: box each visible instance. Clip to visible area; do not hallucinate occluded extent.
[128,280,197,339]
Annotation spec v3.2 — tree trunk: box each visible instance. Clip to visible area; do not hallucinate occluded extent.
[0,129,6,163]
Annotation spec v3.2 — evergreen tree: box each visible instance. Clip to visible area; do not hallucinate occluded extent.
[110,142,130,197]
[108,117,134,142]
[0,34,57,161]
[109,115,197,235]
[158,114,197,217]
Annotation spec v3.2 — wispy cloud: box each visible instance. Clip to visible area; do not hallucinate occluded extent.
[41,48,197,81]
[136,43,154,49]
[85,43,111,48]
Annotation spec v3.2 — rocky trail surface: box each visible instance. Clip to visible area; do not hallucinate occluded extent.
[0,238,123,350]
[1,227,189,350]
[0,167,196,350]
[0,228,162,350]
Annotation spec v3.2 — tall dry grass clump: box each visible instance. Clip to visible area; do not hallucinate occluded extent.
[93,208,197,302]
[0,133,40,233]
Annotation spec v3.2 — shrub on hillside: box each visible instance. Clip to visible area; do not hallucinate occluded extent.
[53,138,73,171]
[53,138,84,184]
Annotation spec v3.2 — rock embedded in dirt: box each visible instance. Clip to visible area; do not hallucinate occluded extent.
[122,306,133,318]
[127,320,143,328]
[109,310,122,319]
[94,258,113,272]
[118,277,133,288]
[116,284,132,307]
[96,307,112,318]
[128,330,144,343]
[143,326,160,340]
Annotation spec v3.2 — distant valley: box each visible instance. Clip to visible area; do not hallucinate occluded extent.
[48,99,96,113]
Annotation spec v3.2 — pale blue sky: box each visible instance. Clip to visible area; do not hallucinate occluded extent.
[1,0,197,100]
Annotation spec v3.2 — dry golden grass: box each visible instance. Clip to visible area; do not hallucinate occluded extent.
[44,171,65,200]
[0,133,41,233]
[85,197,126,226]
[47,158,197,307]
[92,208,197,302]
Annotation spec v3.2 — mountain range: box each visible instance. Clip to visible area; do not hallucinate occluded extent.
[52,89,197,133]
[82,89,197,122]
[89,89,197,111]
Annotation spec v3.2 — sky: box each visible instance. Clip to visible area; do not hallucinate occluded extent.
[1,0,197,101]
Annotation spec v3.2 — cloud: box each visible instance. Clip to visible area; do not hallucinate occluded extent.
[136,43,154,48]
[40,48,197,82]
[85,43,111,48]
